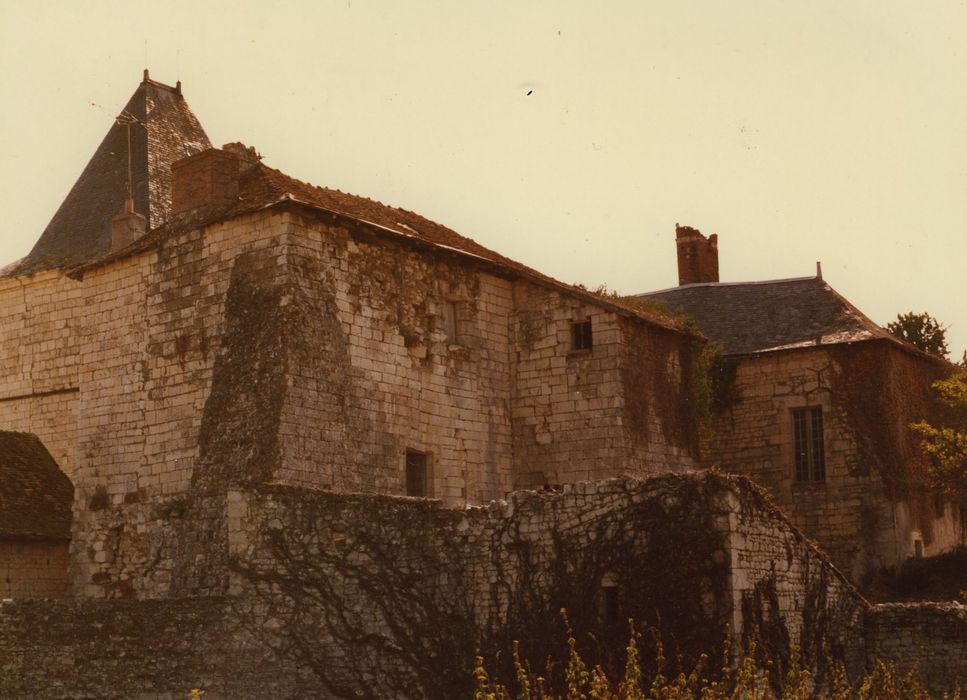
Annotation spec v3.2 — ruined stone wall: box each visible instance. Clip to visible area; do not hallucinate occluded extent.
[224,472,865,698]
[0,473,868,698]
[707,345,961,583]
[865,602,967,697]
[0,540,69,598]
[724,480,867,679]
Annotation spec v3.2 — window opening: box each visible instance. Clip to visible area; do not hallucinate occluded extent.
[571,320,593,350]
[601,585,620,626]
[405,450,428,497]
[443,301,458,343]
[793,406,825,482]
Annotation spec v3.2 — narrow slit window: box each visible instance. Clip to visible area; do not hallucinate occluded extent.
[405,450,428,497]
[443,301,458,343]
[571,320,593,350]
[793,406,825,482]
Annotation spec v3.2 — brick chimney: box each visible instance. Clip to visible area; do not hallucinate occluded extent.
[110,198,147,251]
[170,148,240,215]
[675,224,719,285]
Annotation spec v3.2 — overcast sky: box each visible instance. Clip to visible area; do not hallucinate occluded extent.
[1,1,965,356]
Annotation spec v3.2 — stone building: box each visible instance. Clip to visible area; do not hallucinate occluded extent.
[0,72,701,599]
[640,225,963,583]
[0,74,964,697]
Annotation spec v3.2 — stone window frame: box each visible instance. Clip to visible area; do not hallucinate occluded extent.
[404,449,432,498]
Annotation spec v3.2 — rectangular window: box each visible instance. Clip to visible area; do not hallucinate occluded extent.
[793,407,825,482]
[405,450,428,497]
[442,301,458,343]
[571,320,593,350]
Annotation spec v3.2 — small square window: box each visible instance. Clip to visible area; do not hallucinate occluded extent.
[793,407,825,482]
[405,450,428,497]
[571,320,593,350]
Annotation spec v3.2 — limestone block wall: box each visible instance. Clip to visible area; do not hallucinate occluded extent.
[0,272,81,478]
[707,345,960,582]
[510,288,696,489]
[0,540,69,598]
[865,602,967,697]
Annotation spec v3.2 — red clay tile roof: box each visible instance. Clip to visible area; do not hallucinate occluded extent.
[69,153,695,336]
[0,432,73,540]
[4,77,210,276]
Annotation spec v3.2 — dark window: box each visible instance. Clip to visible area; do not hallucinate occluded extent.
[442,301,458,343]
[914,539,924,558]
[405,450,428,497]
[571,320,593,350]
[793,407,825,482]
[601,585,620,626]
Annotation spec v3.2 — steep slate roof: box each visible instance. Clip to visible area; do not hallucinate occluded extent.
[4,73,210,276]
[640,276,896,355]
[0,432,73,540]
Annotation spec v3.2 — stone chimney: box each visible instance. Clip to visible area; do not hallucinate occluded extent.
[170,148,241,215]
[675,224,719,285]
[110,198,147,251]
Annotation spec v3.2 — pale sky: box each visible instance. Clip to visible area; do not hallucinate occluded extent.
[1,1,965,357]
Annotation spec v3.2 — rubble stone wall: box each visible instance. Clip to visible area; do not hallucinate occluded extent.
[0,472,869,699]
[865,602,967,696]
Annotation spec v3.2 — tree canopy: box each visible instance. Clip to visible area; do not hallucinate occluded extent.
[887,312,949,358]
[911,372,967,536]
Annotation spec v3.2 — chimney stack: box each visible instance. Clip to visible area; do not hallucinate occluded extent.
[170,148,241,215]
[675,224,719,285]
[111,198,147,251]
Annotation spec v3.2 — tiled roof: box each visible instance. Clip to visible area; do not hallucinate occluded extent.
[639,276,897,355]
[0,432,73,540]
[4,76,210,276]
[69,154,694,336]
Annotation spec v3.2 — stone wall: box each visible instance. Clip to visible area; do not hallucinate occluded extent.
[0,540,69,598]
[723,478,867,678]
[1,203,698,587]
[0,472,870,699]
[224,471,866,697]
[865,602,967,697]
[708,344,961,582]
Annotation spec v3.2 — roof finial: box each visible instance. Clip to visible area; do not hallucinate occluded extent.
[816,261,823,280]
[143,68,150,82]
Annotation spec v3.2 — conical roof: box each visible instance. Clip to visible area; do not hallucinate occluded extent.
[6,72,211,276]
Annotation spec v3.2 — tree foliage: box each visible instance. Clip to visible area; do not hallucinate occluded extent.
[887,312,950,358]
[911,372,967,532]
